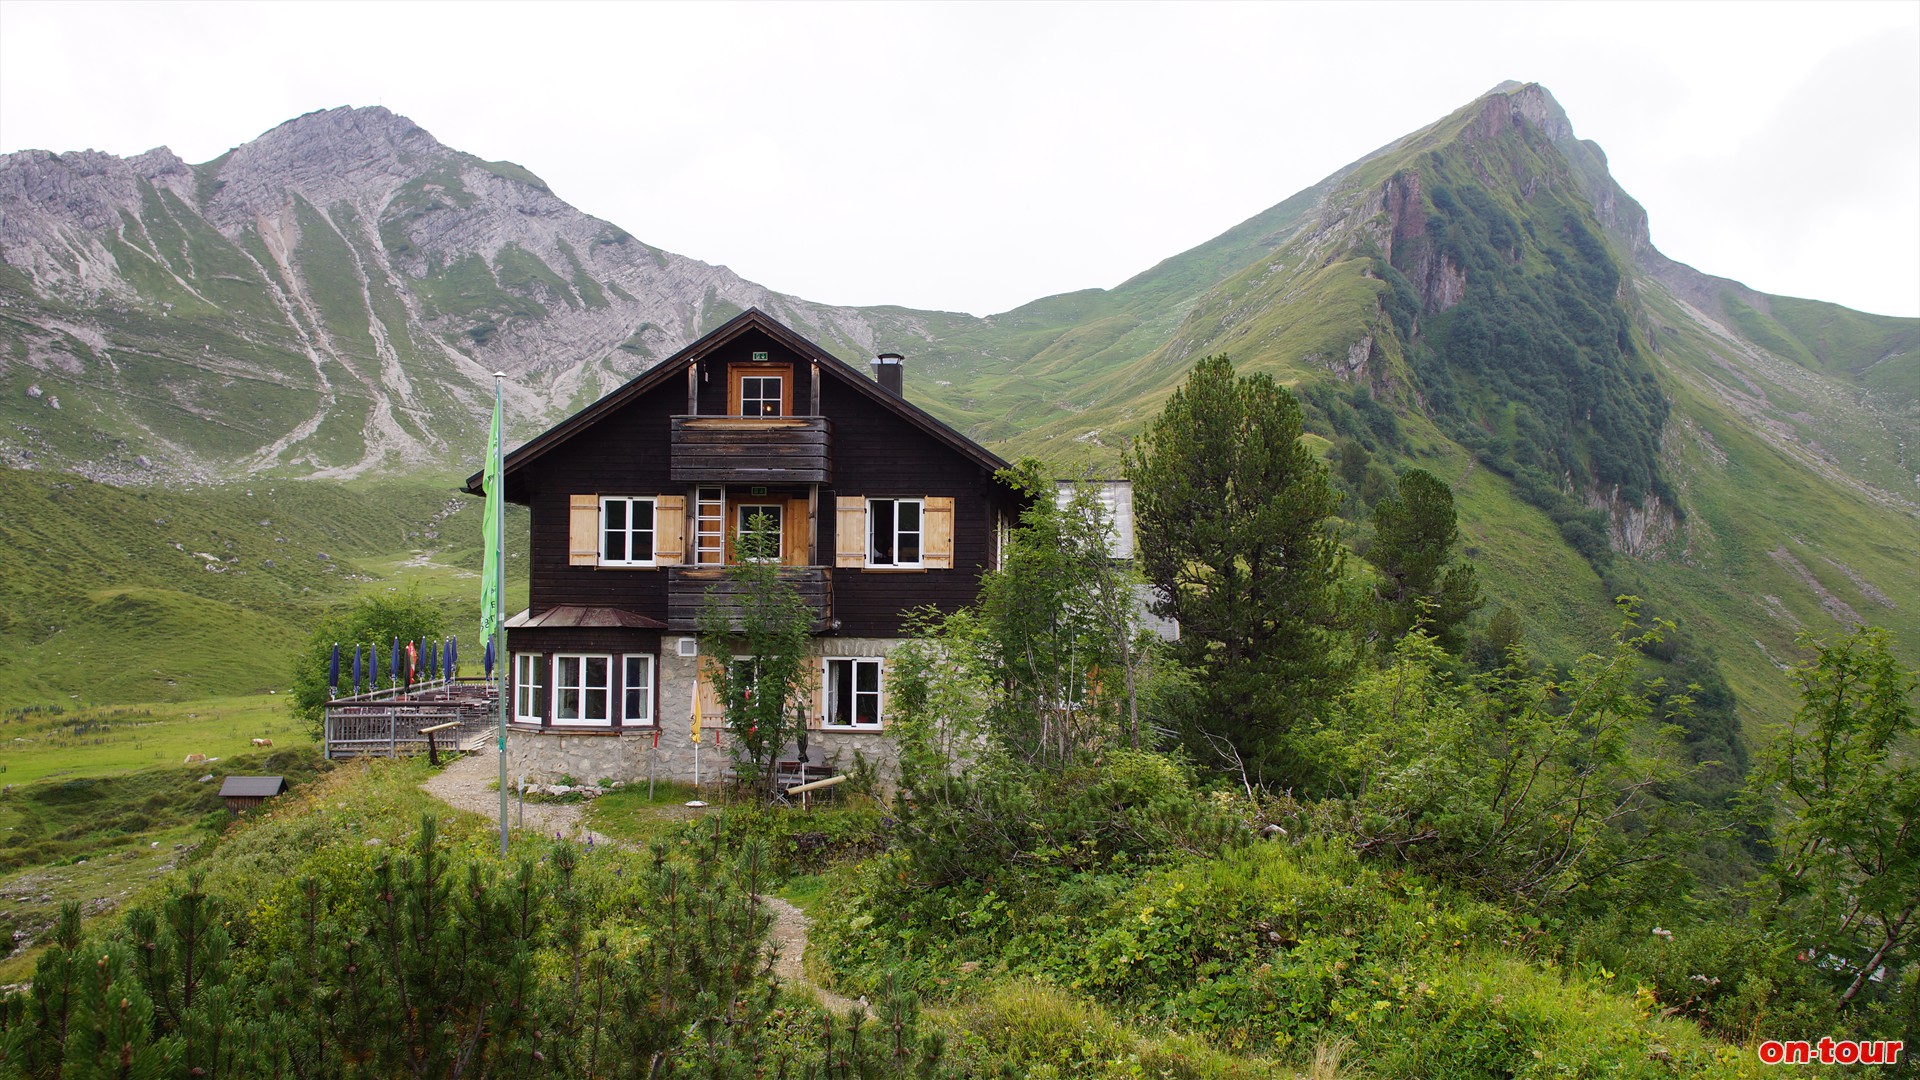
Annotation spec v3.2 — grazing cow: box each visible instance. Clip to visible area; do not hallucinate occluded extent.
[184,753,207,764]
[251,738,273,747]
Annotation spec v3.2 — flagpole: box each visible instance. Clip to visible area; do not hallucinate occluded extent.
[489,372,509,855]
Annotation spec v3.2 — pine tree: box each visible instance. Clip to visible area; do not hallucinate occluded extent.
[1125,354,1345,785]
[1365,467,1481,652]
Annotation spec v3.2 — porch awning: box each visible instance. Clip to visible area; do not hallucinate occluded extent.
[504,606,668,630]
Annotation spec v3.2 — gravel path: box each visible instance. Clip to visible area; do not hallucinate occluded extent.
[421,751,859,1013]
[419,750,615,846]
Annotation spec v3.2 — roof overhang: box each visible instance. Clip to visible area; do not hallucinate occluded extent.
[463,308,1013,498]
[504,606,668,630]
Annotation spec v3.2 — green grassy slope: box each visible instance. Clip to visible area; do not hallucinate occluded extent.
[890,83,1920,721]
[0,468,527,707]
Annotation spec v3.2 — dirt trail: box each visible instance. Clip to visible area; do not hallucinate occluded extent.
[420,752,859,1013]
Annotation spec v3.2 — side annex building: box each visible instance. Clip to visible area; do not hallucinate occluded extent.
[464,309,1021,787]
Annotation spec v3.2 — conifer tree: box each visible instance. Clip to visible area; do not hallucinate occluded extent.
[1365,467,1481,651]
[1125,354,1345,785]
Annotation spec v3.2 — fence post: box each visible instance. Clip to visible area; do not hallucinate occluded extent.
[389,706,398,758]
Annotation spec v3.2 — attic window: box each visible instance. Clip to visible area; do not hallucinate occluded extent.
[740,375,783,417]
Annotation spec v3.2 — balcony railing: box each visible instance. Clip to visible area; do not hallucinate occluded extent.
[666,566,833,632]
[669,415,831,484]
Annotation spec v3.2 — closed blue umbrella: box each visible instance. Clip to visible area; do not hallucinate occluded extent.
[429,639,440,679]
[392,638,402,688]
[445,638,455,680]
[368,644,378,688]
[483,638,495,679]
[352,645,363,695]
[329,643,340,696]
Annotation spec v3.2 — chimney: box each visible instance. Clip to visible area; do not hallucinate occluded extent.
[872,353,904,397]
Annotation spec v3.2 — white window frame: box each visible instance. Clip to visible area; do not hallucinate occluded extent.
[551,653,613,726]
[735,503,783,562]
[740,375,783,417]
[513,653,545,723]
[623,654,655,726]
[867,497,924,568]
[822,656,884,729]
[600,496,657,567]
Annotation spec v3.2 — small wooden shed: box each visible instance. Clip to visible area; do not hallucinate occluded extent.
[219,775,287,814]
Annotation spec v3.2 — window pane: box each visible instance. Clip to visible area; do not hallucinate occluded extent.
[869,500,895,564]
[856,659,880,725]
[604,499,627,562]
[632,499,653,563]
[825,659,848,725]
[897,526,920,565]
[625,656,652,722]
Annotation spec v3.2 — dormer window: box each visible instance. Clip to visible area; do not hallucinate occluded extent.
[740,375,783,417]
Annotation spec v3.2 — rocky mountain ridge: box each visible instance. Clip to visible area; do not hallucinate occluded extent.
[0,105,942,481]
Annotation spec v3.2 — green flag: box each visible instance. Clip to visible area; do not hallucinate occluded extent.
[481,381,502,641]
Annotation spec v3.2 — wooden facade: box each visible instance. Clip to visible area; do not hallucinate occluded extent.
[466,309,1021,738]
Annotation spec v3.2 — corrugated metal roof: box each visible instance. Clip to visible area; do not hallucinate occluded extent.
[219,776,287,798]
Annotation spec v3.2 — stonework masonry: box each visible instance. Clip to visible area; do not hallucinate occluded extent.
[505,636,906,791]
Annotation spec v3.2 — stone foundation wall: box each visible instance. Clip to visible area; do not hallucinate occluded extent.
[505,636,906,790]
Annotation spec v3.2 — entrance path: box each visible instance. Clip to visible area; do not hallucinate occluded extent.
[420,751,859,1014]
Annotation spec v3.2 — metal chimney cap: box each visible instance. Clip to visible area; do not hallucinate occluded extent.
[873,353,904,363]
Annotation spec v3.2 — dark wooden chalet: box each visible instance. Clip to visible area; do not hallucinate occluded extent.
[463,309,1019,765]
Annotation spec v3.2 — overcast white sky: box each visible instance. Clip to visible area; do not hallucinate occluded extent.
[2,1,1915,317]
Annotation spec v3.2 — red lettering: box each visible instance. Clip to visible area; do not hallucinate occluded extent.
[1785,1042,1811,1064]
[1819,1037,1837,1064]
[1758,1040,1786,1065]
[1835,1041,1859,1064]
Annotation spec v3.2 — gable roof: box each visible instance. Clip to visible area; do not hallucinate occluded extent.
[219,776,287,798]
[464,308,1010,495]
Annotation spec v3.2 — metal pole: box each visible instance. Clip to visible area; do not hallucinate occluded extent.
[493,372,510,855]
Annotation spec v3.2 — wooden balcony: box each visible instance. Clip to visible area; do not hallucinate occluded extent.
[666,566,833,632]
[670,415,831,484]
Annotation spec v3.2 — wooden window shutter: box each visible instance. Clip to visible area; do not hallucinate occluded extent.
[694,660,724,733]
[653,495,686,565]
[923,496,955,569]
[569,495,600,566]
[804,660,824,730]
[835,496,867,568]
[782,497,809,566]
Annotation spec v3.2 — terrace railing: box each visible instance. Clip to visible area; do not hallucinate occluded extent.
[322,678,498,760]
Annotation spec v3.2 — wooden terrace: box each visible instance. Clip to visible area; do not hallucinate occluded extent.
[322,678,499,760]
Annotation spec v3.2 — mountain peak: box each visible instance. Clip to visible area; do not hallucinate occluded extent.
[201,105,449,225]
